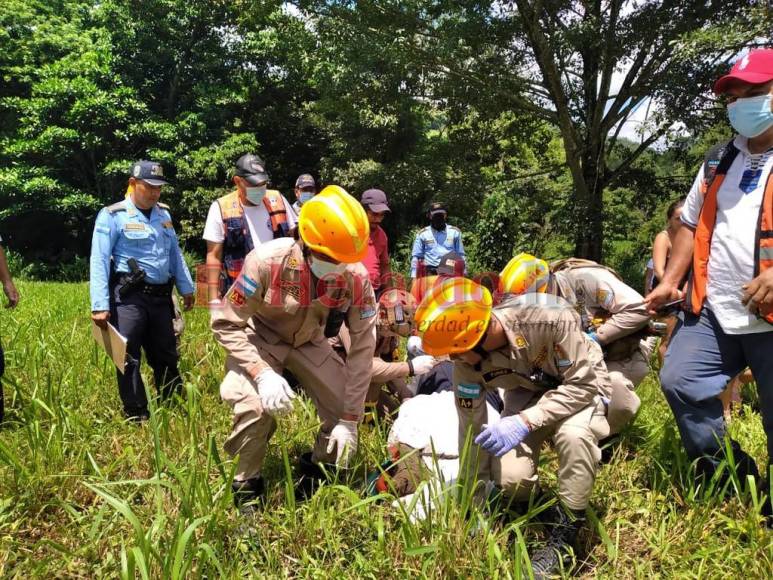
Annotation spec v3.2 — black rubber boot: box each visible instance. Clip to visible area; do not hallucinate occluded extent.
[527,505,584,579]
[598,435,619,465]
[760,471,772,529]
[232,476,266,517]
[295,452,333,501]
[694,440,760,496]
[124,407,150,424]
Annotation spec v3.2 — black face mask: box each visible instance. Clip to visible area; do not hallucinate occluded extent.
[431,215,446,230]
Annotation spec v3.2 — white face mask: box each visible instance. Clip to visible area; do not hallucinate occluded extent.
[309,255,347,279]
[245,185,267,204]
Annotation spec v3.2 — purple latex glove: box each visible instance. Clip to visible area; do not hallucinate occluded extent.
[474,415,531,457]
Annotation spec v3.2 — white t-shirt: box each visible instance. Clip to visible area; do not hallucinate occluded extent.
[682,136,773,334]
[202,193,297,246]
[387,389,502,522]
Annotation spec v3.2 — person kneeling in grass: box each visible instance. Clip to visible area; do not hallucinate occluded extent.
[415,277,612,579]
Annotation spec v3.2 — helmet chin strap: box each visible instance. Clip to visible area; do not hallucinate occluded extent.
[471,326,490,359]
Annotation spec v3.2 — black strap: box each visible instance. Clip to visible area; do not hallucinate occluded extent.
[481,367,518,382]
[704,139,739,186]
[471,342,489,360]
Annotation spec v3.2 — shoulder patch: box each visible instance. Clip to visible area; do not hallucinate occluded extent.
[596,288,614,309]
[234,274,260,298]
[157,202,170,210]
[513,334,529,349]
[457,383,481,399]
[106,201,127,214]
[458,397,473,409]
[227,286,246,306]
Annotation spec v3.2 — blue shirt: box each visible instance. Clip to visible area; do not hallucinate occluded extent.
[89,197,195,311]
[410,225,466,277]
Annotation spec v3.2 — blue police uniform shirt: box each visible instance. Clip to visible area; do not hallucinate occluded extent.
[89,197,195,311]
[410,225,466,277]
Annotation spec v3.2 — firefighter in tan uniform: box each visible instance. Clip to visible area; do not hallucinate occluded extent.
[414,278,612,579]
[500,254,650,436]
[210,186,377,513]
[335,289,439,418]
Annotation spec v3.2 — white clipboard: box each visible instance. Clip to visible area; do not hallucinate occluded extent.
[91,321,128,373]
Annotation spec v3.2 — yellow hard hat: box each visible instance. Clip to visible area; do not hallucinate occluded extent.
[414,277,492,356]
[499,253,550,295]
[378,289,417,337]
[299,185,370,263]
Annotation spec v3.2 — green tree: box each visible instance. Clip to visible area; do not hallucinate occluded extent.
[296,0,764,260]
[0,0,323,266]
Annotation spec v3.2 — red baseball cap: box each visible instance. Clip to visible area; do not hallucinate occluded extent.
[714,49,773,94]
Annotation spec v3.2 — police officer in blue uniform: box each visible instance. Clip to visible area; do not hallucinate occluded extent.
[410,202,466,279]
[89,160,195,421]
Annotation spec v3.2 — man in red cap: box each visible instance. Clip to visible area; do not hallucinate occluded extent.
[360,188,393,296]
[647,48,773,525]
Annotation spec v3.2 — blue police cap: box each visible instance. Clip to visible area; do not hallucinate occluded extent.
[130,160,170,186]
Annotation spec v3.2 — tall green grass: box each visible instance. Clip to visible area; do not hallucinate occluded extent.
[0,282,771,577]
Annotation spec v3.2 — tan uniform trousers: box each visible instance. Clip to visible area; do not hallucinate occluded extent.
[464,391,610,511]
[219,337,347,482]
[604,340,651,435]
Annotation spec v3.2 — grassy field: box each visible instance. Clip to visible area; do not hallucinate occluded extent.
[0,281,771,578]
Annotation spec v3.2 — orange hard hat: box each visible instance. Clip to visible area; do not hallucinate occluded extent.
[378,289,417,337]
[299,185,370,263]
[410,275,438,304]
[414,277,492,356]
[499,253,550,295]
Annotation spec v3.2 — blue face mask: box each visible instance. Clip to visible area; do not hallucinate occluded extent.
[299,191,315,205]
[728,94,773,138]
[245,185,267,205]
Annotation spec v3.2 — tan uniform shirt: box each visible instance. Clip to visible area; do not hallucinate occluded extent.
[210,238,377,417]
[454,295,612,429]
[371,357,410,383]
[553,266,649,345]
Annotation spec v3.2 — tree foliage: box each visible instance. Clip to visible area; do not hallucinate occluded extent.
[296,0,764,259]
[0,0,764,279]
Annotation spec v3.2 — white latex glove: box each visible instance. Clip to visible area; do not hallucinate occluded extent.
[326,419,358,467]
[255,369,296,416]
[410,355,438,376]
[406,336,425,358]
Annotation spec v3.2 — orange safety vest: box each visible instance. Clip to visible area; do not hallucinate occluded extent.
[688,142,773,324]
[216,189,290,296]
